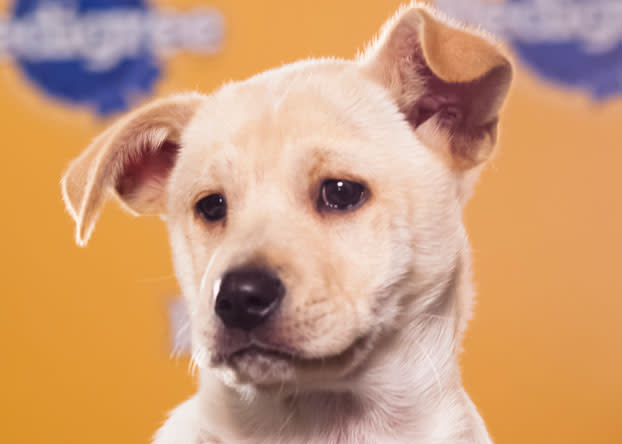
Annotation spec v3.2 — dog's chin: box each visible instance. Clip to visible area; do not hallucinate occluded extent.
[215,332,378,390]
[229,346,297,386]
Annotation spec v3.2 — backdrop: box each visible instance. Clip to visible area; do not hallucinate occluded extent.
[1,1,621,443]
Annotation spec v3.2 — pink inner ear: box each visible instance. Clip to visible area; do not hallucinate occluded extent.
[406,44,508,133]
[116,140,179,199]
[410,93,463,129]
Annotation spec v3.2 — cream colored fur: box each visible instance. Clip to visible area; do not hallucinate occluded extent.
[61,3,512,443]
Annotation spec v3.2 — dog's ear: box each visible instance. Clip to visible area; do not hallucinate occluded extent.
[361,5,513,170]
[61,93,204,246]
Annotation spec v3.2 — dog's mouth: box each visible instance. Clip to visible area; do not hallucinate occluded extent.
[230,345,295,363]
[215,333,375,387]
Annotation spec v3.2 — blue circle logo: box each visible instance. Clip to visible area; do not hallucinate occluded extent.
[1,0,224,114]
[437,0,622,100]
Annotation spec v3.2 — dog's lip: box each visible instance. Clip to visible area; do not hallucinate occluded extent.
[219,333,372,368]
[212,339,300,365]
[229,344,296,361]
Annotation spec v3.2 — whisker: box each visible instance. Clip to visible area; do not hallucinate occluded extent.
[199,246,221,295]
[169,319,192,359]
[189,346,206,377]
[420,313,453,322]
[277,399,296,435]
[414,338,443,399]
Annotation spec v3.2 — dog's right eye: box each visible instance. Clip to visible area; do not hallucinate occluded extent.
[319,179,367,211]
[196,194,227,221]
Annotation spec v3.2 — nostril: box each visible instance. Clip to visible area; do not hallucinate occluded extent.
[215,298,233,312]
[246,296,266,310]
[244,293,279,315]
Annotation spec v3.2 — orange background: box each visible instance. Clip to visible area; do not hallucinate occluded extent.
[1,1,621,443]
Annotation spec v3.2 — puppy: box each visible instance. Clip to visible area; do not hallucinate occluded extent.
[61,3,512,443]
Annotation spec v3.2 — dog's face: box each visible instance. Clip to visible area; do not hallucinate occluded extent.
[168,65,455,387]
[62,6,511,391]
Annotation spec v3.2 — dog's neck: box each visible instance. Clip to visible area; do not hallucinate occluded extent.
[197,264,483,444]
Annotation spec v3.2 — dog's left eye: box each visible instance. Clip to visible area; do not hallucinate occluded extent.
[319,179,367,211]
[196,193,227,221]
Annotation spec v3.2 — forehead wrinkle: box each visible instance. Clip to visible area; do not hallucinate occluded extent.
[175,142,244,212]
[228,109,292,180]
[188,68,399,201]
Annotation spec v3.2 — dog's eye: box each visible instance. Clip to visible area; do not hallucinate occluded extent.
[196,194,227,221]
[319,179,366,211]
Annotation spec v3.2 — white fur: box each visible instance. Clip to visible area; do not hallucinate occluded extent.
[62,4,512,443]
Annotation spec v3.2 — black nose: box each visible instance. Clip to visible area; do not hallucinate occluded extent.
[215,267,284,331]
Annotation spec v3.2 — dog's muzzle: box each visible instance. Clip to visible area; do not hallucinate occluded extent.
[214,267,284,331]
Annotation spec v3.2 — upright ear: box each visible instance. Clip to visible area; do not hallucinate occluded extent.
[61,93,204,246]
[360,4,513,170]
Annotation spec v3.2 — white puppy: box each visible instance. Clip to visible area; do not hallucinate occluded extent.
[62,3,512,443]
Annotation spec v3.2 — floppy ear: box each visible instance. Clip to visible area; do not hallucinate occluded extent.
[360,4,513,170]
[61,93,204,246]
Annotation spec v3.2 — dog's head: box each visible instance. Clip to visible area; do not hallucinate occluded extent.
[62,5,511,391]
